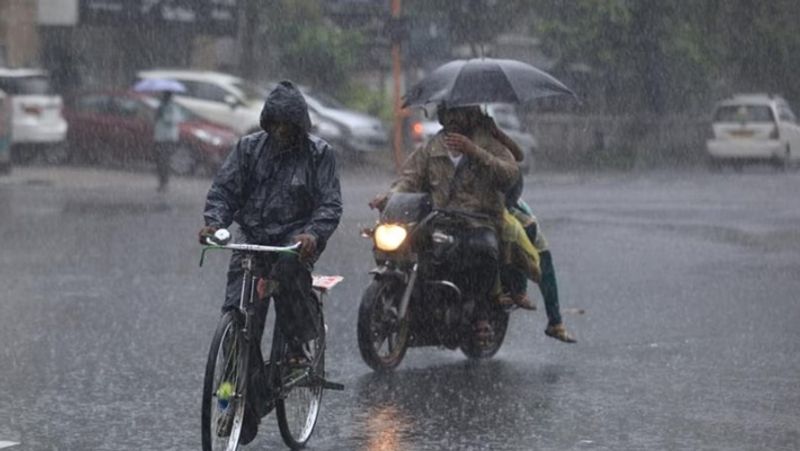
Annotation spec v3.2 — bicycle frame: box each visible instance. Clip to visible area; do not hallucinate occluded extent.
[201,238,342,389]
[200,233,343,450]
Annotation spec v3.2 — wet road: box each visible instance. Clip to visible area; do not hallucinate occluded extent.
[1,165,799,450]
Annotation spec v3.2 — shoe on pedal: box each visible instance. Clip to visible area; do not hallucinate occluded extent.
[286,339,314,368]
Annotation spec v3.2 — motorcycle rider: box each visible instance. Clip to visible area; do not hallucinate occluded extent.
[370,104,518,340]
[198,80,343,444]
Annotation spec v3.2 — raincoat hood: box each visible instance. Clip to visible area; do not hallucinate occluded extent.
[259,80,312,132]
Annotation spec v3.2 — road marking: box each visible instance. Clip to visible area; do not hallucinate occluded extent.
[0,442,20,449]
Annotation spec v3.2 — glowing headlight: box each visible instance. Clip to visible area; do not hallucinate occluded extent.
[374,224,407,251]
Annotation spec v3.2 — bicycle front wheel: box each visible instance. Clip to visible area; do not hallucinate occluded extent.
[201,311,249,451]
[276,305,325,449]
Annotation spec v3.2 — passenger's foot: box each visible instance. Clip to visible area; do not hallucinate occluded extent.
[496,293,536,310]
[511,293,537,310]
[544,323,577,343]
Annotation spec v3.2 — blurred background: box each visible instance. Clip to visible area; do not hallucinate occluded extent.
[1,0,800,173]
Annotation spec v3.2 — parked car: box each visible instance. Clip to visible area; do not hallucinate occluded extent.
[64,91,238,175]
[136,69,266,136]
[0,68,68,162]
[409,103,538,173]
[706,93,800,170]
[300,88,389,155]
[0,89,10,173]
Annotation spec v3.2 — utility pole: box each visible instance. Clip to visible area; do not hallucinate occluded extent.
[390,0,405,173]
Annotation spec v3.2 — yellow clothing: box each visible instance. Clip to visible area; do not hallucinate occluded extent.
[501,210,541,283]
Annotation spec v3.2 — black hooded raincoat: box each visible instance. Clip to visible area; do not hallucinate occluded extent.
[203,81,342,257]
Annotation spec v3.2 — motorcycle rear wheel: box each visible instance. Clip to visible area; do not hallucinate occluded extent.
[460,310,510,359]
[357,278,410,371]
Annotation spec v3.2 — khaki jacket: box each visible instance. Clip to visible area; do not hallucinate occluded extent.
[391,128,518,228]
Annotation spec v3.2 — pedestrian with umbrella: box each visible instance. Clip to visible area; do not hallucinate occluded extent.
[400,57,579,343]
[133,78,187,192]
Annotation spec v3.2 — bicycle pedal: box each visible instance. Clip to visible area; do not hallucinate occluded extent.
[321,380,344,391]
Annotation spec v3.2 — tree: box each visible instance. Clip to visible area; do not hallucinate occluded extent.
[530,0,800,114]
[405,0,531,59]
[238,0,364,96]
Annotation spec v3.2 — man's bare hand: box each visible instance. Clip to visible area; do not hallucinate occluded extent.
[292,233,317,262]
[198,225,219,244]
[444,132,479,157]
[368,192,390,211]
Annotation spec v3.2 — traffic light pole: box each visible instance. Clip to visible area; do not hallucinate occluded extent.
[391,0,405,173]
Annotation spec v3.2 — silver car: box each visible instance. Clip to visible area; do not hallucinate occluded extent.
[301,89,389,155]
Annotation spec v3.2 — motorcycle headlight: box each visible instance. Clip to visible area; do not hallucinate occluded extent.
[374,224,407,252]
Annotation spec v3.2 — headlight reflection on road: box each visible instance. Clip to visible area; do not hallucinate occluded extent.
[365,404,412,451]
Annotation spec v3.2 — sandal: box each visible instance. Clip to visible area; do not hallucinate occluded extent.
[496,292,537,311]
[544,323,577,343]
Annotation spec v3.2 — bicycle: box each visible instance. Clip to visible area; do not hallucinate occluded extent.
[199,230,343,450]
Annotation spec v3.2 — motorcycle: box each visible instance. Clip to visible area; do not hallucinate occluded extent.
[357,192,513,371]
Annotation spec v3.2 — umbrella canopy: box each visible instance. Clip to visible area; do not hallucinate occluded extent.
[402,58,576,108]
[133,78,187,93]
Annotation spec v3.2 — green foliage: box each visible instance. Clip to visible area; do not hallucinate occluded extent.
[531,0,800,114]
[245,0,365,95]
[340,84,394,122]
[281,26,365,94]
[405,0,531,56]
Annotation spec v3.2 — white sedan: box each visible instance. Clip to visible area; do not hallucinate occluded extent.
[706,94,800,170]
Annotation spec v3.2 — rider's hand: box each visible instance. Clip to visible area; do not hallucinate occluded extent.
[368,192,390,211]
[444,132,479,157]
[292,233,317,262]
[198,225,219,245]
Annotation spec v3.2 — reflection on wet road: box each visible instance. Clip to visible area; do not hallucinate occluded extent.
[1,167,799,450]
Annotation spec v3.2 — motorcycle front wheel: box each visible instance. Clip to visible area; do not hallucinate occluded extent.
[357,278,410,371]
[460,310,510,360]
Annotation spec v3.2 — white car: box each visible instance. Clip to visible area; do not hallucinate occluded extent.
[706,94,800,169]
[409,103,538,173]
[0,68,68,161]
[137,70,266,136]
[0,88,10,173]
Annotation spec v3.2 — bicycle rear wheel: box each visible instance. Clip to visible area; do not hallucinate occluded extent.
[276,302,325,449]
[202,311,249,451]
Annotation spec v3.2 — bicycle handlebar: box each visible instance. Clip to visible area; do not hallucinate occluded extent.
[199,233,302,267]
[204,240,302,253]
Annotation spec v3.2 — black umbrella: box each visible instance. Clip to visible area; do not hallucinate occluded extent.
[402,58,576,108]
